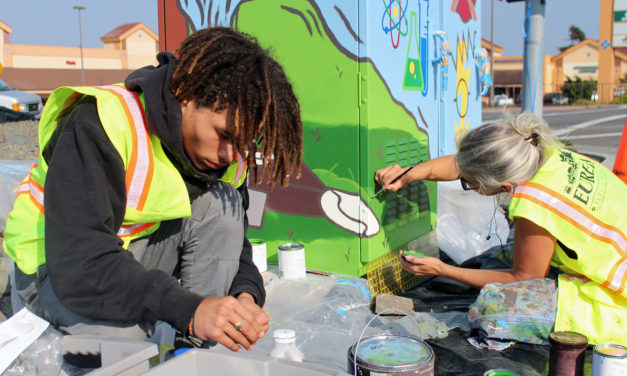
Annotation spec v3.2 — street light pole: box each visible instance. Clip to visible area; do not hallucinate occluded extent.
[73,6,86,85]
[521,0,545,117]
[490,0,495,107]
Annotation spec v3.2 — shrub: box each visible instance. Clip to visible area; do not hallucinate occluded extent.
[562,77,596,102]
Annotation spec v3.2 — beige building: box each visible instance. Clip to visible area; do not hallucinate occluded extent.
[0,20,11,69]
[482,38,627,103]
[101,23,159,69]
[0,22,158,97]
[551,39,627,94]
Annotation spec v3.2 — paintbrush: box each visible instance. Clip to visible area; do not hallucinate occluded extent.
[373,160,422,197]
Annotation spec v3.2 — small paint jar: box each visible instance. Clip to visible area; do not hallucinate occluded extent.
[249,238,267,273]
[278,242,306,279]
[548,331,588,376]
[592,344,627,376]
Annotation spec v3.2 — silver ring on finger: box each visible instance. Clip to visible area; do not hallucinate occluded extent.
[234,319,243,332]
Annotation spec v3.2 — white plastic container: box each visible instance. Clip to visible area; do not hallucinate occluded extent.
[269,329,304,362]
[143,348,339,376]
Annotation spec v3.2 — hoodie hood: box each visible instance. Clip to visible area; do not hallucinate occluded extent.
[125,52,226,184]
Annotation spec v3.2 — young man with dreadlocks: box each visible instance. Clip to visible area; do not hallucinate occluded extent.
[4,27,303,351]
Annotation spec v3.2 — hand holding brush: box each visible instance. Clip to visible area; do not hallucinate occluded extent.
[373,160,422,197]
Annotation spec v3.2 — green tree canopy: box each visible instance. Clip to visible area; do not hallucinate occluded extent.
[562,76,596,102]
[569,25,586,44]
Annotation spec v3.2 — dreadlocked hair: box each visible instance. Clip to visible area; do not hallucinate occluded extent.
[171,27,303,188]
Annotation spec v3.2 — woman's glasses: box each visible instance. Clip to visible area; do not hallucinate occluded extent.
[460,177,479,191]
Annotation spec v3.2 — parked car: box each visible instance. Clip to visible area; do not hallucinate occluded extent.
[543,92,568,105]
[0,78,43,119]
[493,94,514,106]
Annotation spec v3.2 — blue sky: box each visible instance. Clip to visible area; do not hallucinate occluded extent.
[2,0,600,56]
[480,0,600,56]
[1,0,158,48]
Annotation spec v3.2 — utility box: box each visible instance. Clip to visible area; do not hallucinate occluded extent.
[158,0,484,277]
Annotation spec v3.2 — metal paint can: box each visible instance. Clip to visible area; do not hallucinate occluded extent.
[548,331,588,376]
[592,344,627,376]
[347,334,434,376]
[483,370,520,376]
[249,239,267,273]
[278,242,306,279]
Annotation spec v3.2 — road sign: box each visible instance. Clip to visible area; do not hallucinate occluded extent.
[616,10,627,22]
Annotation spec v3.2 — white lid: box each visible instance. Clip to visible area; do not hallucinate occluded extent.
[273,329,296,340]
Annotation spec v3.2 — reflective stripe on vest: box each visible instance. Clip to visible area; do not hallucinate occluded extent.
[117,222,156,237]
[218,152,248,188]
[234,154,247,186]
[94,85,154,211]
[514,182,627,293]
[21,86,156,237]
[17,162,45,214]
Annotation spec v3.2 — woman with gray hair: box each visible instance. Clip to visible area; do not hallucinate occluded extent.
[375,112,627,346]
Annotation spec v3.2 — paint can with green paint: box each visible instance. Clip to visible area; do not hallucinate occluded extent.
[483,369,520,376]
[347,334,434,375]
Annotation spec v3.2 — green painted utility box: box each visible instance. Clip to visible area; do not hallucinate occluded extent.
[158,0,484,276]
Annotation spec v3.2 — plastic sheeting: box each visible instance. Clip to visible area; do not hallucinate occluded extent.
[437,181,510,264]
[249,271,451,373]
[4,263,598,376]
[2,326,63,376]
[402,255,601,376]
[0,160,31,231]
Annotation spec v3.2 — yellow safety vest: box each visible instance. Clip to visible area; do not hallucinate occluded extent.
[509,147,627,346]
[3,85,247,274]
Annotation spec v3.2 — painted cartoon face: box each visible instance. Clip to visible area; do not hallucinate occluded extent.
[180,99,236,171]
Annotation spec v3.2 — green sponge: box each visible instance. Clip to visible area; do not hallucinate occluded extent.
[403,251,426,258]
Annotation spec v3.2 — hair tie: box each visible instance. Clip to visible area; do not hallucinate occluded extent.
[524,133,538,146]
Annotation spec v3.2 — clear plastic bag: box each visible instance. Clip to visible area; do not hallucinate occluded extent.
[437,181,510,264]
[467,278,557,344]
[0,160,31,231]
[2,326,64,376]
[251,271,450,372]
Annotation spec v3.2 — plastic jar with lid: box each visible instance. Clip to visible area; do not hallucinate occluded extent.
[548,331,588,376]
[269,329,304,362]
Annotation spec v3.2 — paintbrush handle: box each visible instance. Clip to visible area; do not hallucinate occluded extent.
[390,163,417,184]
[374,160,422,197]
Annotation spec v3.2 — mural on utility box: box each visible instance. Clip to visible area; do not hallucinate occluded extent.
[166,0,484,275]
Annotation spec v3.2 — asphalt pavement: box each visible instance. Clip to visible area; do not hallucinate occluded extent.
[482,104,627,171]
